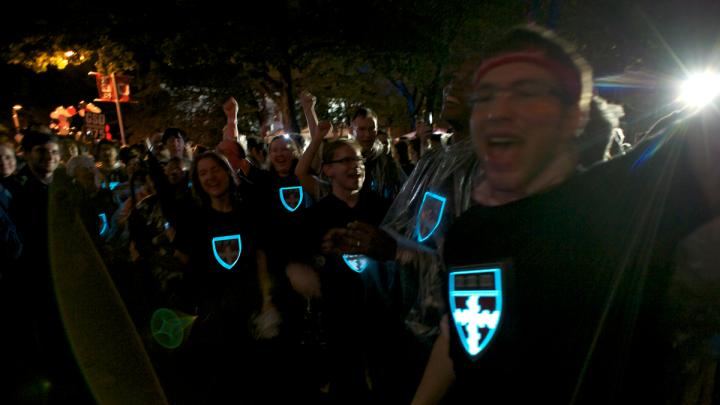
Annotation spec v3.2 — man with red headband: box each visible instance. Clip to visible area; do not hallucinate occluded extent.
[413,25,719,404]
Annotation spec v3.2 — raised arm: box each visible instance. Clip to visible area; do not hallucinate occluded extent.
[223,97,239,142]
[300,90,319,138]
[297,91,331,201]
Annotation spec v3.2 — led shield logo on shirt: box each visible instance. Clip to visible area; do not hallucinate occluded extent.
[343,254,369,273]
[212,234,242,270]
[102,181,120,190]
[449,267,503,361]
[98,212,108,236]
[416,191,447,242]
[279,186,304,212]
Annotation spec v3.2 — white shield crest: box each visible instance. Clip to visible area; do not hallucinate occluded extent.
[449,266,503,361]
[342,254,369,273]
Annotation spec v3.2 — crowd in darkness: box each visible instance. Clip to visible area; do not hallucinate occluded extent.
[1,24,720,405]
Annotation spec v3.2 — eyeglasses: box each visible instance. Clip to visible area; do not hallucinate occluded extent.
[469,80,565,107]
[324,156,364,165]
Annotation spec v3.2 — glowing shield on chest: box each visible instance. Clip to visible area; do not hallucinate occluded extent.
[342,254,369,273]
[449,266,503,361]
[98,212,108,236]
[279,186,304,212]
[416,191,447,242]
[212,234,242,270]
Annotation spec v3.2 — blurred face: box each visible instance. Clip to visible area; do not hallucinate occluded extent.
[63,143,79,162]
[28,142,60,179]
[74,166,96,190]
[0,144,17,177]
[352,115,377,153]
[470,62,580,194]
[323,144,365,192]
[126,155,142,177]
[164,160,185,185]
[197,157,230,199]
[99,144,117,166]
[166,136,185,159]
[249,147,266,166]
[441,65,474,125]
[269,137,294,175]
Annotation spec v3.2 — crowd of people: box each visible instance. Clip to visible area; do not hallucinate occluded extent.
[1,24,719,404]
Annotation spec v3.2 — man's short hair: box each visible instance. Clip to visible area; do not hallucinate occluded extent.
[352,107,378,124]
[21,130,58,152]
[246,135,267,153]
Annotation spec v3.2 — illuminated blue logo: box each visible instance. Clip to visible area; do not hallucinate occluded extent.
[98,212,108,236]
[342,254,369,273]
[416,191,447,242]
[279,186,304,212]
[102,181,120,190]
[449,267,503,361]
[212,234,242,270]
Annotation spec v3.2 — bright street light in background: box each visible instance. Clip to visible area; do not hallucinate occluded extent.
[678,71,720,109]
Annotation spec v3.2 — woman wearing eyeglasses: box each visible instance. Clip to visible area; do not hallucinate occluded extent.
[293,91,397,402]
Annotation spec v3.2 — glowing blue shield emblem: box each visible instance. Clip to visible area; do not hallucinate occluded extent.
[279,186,304,212]
[212,234,242,270]
[343,254,369,273]
[416,192,447,242]
[449,267,503,361]
[103,181,120,190]
[98,212,108,236]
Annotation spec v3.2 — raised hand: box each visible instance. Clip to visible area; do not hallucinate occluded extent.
[316,120,333,142]
[223,97,238,118]
[345,221,397,261]
[299,91,316,110]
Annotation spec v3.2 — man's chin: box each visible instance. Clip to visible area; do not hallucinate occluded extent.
[486,173,524,195]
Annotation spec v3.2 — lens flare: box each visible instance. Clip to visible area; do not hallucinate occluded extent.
[151,308,196,349]
[679,71,720,108]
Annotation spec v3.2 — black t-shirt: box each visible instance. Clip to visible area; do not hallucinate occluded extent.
[443,134,712,404]
[174,203,264,319]
[298,189,391,324]
[301,190,390,265]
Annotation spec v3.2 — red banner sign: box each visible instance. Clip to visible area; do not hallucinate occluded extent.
[94,73,131,103]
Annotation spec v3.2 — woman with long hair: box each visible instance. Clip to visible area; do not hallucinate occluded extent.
[172,151,279,402]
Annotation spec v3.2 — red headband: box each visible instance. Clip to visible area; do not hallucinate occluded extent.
[473,51,581,104]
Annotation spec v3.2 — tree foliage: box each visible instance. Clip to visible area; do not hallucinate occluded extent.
[11,0,711,141]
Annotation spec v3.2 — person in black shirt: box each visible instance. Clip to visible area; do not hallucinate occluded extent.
[352,107,408,200]
[4,130,94,403]
[172,151,278,403]
[295,128,401,401]
[416,25,720,404]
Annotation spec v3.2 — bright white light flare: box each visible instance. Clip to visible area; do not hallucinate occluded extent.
[679,71,720,108]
